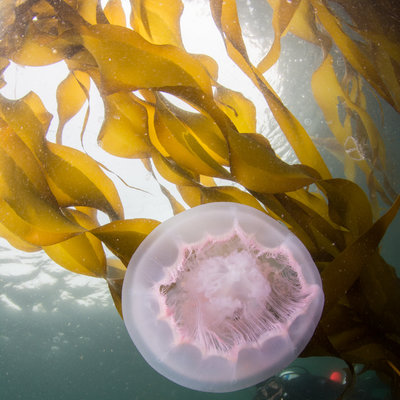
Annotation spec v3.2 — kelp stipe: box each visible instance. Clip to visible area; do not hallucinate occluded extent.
[122,203,324,392]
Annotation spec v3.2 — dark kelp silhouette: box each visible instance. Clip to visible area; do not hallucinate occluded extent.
[0,0,399,396]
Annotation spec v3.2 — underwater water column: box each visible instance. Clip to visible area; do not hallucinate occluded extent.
[122,202,324,392]
[1,0,400,397]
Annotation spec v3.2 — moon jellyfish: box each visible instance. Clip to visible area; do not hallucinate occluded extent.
[122,202,324,392]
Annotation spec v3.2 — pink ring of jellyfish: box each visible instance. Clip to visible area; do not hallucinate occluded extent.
[122,202,324,393]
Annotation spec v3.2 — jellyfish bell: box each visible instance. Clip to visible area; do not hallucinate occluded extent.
[122,202,324,392]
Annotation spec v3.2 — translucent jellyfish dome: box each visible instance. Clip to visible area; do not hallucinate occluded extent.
[122,202,324,392]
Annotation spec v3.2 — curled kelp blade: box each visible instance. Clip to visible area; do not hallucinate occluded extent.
[99,92,152,158]
[158,94,230,166]
[106,257,127,318]
[246,0,397,207]
[318,179,373,240]
[209,0,331,180]
[312,54,393,210]
[56,70,91,143]
[321,196,400,313]
[258,0,302,73]
[226,130,320,193]
[130,0,184,47]
[214,86,257,134]
[0,92,51,151]
[43,208,107,277]
[151,150,199,186]
[103,0,126,27]
[309,0,397,112]
[43,142,124,220]
[0,92,124,221]
[0,124,85,246]
[198,186,266,213]
[80,23,213,96]
[0,222,40,252]
[153,96,231,179]
[91,219,160,266]
[68,6,325,196]
[1,0,83,66]
[273,192,345,258]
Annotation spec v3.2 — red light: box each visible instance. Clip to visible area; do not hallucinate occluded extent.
[329,371,342,383]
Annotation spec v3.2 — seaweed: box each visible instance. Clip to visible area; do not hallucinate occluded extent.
[0,0,399,395]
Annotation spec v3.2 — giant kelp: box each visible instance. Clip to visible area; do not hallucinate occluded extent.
[0,0,399,396]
